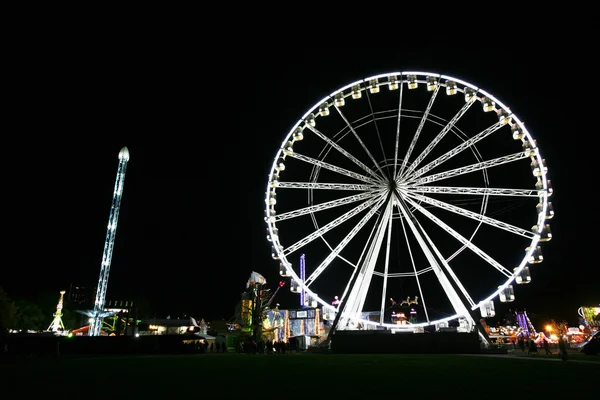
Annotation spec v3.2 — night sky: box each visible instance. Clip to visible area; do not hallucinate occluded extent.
[4,38,596,326]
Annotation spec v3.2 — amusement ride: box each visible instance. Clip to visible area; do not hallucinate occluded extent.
[264,72,554,341]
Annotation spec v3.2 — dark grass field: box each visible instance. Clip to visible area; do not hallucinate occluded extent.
[2,351,598,398]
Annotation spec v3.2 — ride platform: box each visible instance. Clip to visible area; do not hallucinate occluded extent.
[329,329,481,354]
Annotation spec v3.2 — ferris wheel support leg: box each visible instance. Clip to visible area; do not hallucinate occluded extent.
[394,193,479,334]
[325,275,363,345]
[327,197,393,341]
[477,325,491,348]
[339,199,394,325]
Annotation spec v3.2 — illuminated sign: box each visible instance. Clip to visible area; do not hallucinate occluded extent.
[290,309,315,319]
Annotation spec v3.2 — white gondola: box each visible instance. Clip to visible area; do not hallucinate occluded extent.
[426,76,437,91]
[535,178,553,196]
[480,300,496,317]
[407,75,418,89]
[352,84,362,99]
[271,245,281,260]
[530,159,547,177]
[304,296,317,308]
[264,208,276,223]
[526,246,543,264]
[445,80,457,95]
[523,138,537,153]
[292,128,303,142]
[511,125,524,140]
[388,75,398,90]
[464,87,476,102]
[283,141,294,156]
[497,109,511,125]
[323,308,335,321]
[304,114,315,128]
[279,262,290,277]
[368,78,379,94]
[319,102,330,117]
[539,224,552,242]
[290,279,301,293]
[482,96,495,112]
[532,224,551,241]
[515,266,531,284]
[537,201,554,219]
[499,285,515,303]
[334,92,345,107]
[267,226,279,242]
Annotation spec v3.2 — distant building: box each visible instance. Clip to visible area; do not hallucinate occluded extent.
[105,299,135,313]
[67,285,95,309]
[137,317,200,336]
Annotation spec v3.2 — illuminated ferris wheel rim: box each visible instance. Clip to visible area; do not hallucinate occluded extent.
[264,71,552,330]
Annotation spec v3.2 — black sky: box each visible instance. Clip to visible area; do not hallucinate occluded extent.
[3,34,596,326]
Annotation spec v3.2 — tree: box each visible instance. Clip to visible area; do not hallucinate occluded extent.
[0,287,16,353]
[14,299,46,330]
[544,319,569,337]
[0,286,17,330]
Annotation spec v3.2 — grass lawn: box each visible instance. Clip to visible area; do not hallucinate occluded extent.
[2,352,598,398]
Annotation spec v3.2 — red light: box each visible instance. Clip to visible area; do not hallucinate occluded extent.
[279,281,285,287]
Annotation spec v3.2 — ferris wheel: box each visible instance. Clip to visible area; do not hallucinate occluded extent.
[264,72,554,332]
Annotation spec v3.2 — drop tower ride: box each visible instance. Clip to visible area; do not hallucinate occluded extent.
[87,146,130,336]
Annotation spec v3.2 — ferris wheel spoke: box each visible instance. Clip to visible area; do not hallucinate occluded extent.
[392,82,404,179]
[379,205,394,324]
[365,90,391,178]
[403,191,536,239]
[402,195,513,278]
[407,151,530,187]
[403,121,504,184]
[275,191,380,222]
[334,105,387,179]
[305,125,385,183]
[378,268,433,278]
[282,194,384,257]
[287,152,382,186]
[400,100,475,180]
[398,85,440,178]
[275,182,378,191]
[419,222,477,310]
[394,193,476,323]
[404,185,544,198]
[337,205,384,309]
[305,196,386,287]
[397,208,430,323]
[339,199,394,322]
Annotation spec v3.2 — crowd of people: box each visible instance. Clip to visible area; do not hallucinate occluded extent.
[183,339,227,354]
[513,335,569,361]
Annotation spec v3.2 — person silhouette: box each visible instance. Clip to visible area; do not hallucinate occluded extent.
[543,338,552,354]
